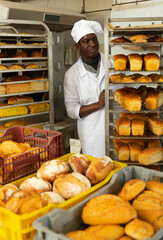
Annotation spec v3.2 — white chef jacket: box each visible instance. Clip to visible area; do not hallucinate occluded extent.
[64,52,106,158]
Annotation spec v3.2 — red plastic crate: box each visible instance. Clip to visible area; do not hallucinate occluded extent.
[0,126,63,185]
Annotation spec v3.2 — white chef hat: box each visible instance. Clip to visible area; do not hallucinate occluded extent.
[71,20,103,43]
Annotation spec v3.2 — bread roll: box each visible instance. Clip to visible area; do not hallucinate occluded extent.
[0,184,18,201]
[82,194,137,225]
[8,64,24,70]
[146,181,163,196]
[30,50,43,57]
[138,146,163,165]
[115,117,131,136]
[113,54,128,71]
[0,106,28,117]
[144,53,160,71]
[68,154,91,175]
[131,118,144,136]
[119,236,133,240]
[114,142,130,161]
[145,88,163,109]
[65,230,93,239]
[8,96,34,105]
[6,190,48,215]
[118,179,146,201]
[14,50,27,58]
[6,83,31,94]
[85,224,125,240]
[86,156,114,185]
[128,54,143,71]
[36,159,70,182]
[41,191,65,204]
[148,117,163,135]
[128,142,142,162]
[53,172,91,199]
[4,120,27,128]
[28,103,49,114]
[19,176,52,193]
[125,218,154,240]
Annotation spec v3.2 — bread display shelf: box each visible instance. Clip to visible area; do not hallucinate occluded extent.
[110,42,163,46]
[109,82,163,85]
[109,68,163,72]
[0,90,49,98]
[0,111,50,121]
[0,67,48,73]
[0,57,48,61]
[0,45,47,49]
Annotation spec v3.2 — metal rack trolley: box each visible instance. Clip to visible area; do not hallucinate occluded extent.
[104,17,163,164]
[0,19,54,130]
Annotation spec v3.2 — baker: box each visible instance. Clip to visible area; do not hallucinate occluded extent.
[64,19,112,157]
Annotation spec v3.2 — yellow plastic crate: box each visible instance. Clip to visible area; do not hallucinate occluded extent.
[0,153,127,240]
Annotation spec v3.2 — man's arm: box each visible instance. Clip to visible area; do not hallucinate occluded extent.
[79,89,105,118]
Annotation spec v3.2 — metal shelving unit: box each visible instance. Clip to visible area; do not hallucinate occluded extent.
[104,17,163,164]
[0,19,54,130]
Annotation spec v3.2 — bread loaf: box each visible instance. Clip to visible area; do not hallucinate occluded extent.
[25,64,40,69]
[130,34,149,42]
[86,156,114,185]
[118,179,146,201]
[8,64,24,70]
[37,159,70,182]
[114,142,130,161]
[144,53,160,71]
[6,75,31,82]
[123,93,142,111]
[148,139,161,148]
[0,106,28,118]
[5,120,28,128]
[113,54,128,71]
[128,54,143,71]
[146,181,163,196]
[128,142,142,162]
[125,218,154,240]
[0,65,8,70]
[6,83,31,94]
[82,194,137,225]
[68,154,91,175]
[148,117,163,135]
[30,81,48,91]
[19,176,52,193]
[145,88,163,109]
[0,140,26,159]
[115,117,131,136]
[28,103,49,114]
[53,172,91,199]
[131,118,144,136]
[0,85,5,95]
[138,146,163,165]
[14,50,27,58]
[8,96,34,105]
[30,50,43,57]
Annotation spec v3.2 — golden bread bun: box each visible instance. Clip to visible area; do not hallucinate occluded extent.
[8,64,24,70]
[82,194,137,225]
[41,191,65,204]
[68,154,91,175]
[53,172,91,199]
[65,230,93,240]
[145,181,163,196]
[30,50,43,57]
[85,224,125,240]
[36,159,70,182]
[118,179,146,201]
[152,215,163,232]
[125,218,154,240]
[14,50,27,58]
[0,184,18,201]
[19,176,52,193]
[25,64,40,69]
[6,190,48,215]
[86,156,114,184]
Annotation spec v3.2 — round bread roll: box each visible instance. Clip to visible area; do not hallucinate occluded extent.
[30,50,43,57]
[118,179,146,201]
[19,176,52,193]
[6,190,48,215]
[65,230,93,240]
[41,191,65,204]
[14,50,27,58]
[152,215,163,232]
[0,184,18,201]
[37,159,71,182]
[86,156,114,185]
[145,180,163,196]
[85,224,125,240]
[53,172,91,199]
[125,218,154,240]
[68,154,91,175]
[82,194,137,225]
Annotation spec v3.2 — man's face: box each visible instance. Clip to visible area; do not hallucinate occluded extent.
[76,33,99,61]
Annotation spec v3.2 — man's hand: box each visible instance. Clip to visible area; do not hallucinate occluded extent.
[98,89,105,108]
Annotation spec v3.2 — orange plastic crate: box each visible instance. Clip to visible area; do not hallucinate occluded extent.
[0,126,63,184]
